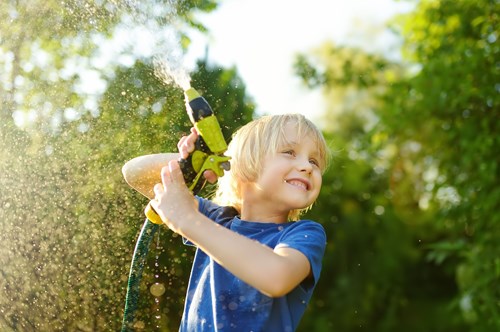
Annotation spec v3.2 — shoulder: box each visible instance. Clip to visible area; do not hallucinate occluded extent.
[195,196,239,224]
[278,220,327,258]
[283,220,326,240]
[278,220,327,253]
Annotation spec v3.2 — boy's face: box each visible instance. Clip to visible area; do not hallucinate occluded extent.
[250,122,323,217]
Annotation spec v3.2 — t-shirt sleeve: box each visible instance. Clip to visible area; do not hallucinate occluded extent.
[184,196,238,246]
[195,196,219,218]
[275,221,327,291]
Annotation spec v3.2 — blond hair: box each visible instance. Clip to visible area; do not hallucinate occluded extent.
[213,114,329,221]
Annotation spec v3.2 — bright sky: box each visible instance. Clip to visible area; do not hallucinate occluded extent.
[185,0,414,124]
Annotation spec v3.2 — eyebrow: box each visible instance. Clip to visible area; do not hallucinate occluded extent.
[282,140,298,147]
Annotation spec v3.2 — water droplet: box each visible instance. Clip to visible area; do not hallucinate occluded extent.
[150,282,166,297]
[133,321,145,329]
[374,205,385,215]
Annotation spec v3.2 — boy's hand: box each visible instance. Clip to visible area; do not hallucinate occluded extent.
[177,127,218,184]
[151,160,198,232]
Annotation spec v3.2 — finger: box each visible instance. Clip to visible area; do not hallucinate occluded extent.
[186,128,198,148]
[180,131,198,159]
[150,198,158,211]
[177,135,189,151]
[179,140,192,159]
[153,183,163,195]
[168,160,186,185]
[203,170,218,184]
[160,165,172,187]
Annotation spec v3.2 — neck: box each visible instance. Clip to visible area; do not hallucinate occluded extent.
[239,196,289,224]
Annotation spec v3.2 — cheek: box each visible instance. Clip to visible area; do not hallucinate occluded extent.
[262,159,285,174]
[254,166,274,186]
[315,173,323,188]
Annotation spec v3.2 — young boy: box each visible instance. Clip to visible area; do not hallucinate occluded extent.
[122,114,329,331]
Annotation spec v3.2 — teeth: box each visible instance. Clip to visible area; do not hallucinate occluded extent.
[286,180,307,190]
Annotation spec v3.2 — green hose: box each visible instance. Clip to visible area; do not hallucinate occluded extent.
[121,218,159,331]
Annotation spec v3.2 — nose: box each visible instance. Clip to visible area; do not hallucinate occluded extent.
[297,156,313,173]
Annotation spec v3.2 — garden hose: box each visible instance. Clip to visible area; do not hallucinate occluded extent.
[121,219,159,331]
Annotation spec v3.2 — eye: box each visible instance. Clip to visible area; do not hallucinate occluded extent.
[282,149,295,156]
[309,158,320,167]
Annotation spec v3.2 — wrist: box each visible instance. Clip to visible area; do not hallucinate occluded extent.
[173,208,202,236]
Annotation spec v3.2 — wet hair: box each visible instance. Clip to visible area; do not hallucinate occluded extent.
[213,114,329,221]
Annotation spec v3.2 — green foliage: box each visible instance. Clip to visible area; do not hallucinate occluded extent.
[295,0,499,331]
[0,56,255,330]
[0,0,256,330]
[389,1,500,329]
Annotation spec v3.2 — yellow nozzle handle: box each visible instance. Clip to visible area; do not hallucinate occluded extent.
[145,202,163,225]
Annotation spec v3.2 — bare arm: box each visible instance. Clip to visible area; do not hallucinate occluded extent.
[182,210,311,298]
[151,160,312,298]
[122,128,217,199]
[122,153,180,199]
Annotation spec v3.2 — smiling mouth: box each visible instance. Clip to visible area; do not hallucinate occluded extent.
[285,179,310,191]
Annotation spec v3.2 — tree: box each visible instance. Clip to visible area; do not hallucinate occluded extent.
[294,0,498,330]
[388,1,499,329]
[0,1,257,330]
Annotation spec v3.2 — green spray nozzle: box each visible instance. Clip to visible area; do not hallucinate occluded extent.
[145,87,230,225]
[184,87,200,102]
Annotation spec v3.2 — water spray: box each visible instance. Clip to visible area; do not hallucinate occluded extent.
[122,87,230,331]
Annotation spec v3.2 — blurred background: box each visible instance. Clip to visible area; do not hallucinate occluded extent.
[0,0,498,331]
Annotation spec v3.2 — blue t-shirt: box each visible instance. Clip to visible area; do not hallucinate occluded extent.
[179,197,327,332]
